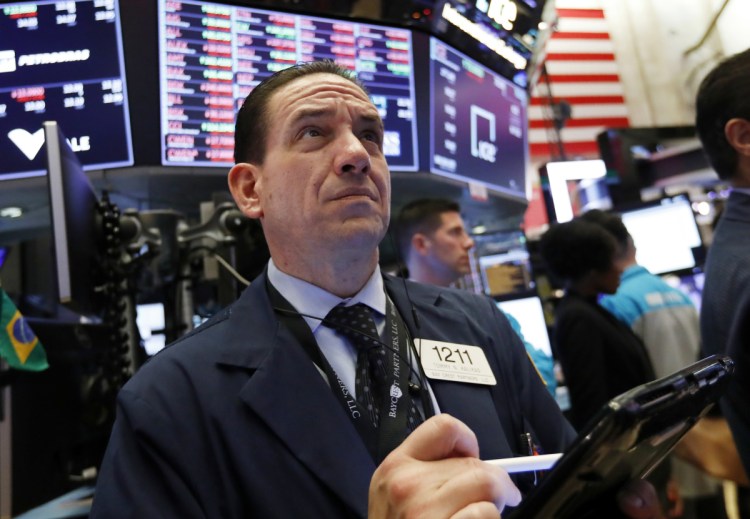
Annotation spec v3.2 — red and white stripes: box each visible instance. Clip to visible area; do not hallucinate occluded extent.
[529,0,630,160]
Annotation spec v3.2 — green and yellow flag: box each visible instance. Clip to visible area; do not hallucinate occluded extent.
[0,287,48,371]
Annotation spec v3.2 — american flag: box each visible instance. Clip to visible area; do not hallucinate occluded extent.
[529,0,630,161]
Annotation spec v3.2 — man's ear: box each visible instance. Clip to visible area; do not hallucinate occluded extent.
[411,233,431,256]
[725,118,750,157]
[228,162,263,219]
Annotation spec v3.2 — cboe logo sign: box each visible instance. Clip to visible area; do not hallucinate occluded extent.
[475,0,518,31]
[470,105,497,163]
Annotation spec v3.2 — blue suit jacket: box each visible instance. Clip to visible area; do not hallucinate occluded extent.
[91,272,574,518]
[701,191,750,474]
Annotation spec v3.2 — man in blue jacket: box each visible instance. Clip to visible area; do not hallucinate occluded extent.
[697,47,750,478]
[91,60,661,518]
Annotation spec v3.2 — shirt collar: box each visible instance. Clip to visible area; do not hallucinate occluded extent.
[267,259,386,332]
[731,187,750,197]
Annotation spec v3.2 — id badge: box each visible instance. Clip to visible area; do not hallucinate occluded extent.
[415,339,497,386]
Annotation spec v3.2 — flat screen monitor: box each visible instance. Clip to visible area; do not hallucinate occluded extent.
[495,295,552,357]
[429,37,528,199]
[540,159,613,223]
[474,230,534,297]
[597,126,710,196]
[136,302,167,355]
[619,194,704,276]
[0,0,133,180]
[158,0,418,170]
[44,120,100,317]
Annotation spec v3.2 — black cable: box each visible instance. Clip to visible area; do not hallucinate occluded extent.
[541,62,566,161]
[683,0,731,57]
[186,244,252,287]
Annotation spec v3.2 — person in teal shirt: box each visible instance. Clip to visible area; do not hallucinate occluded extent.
[503,311,557,397]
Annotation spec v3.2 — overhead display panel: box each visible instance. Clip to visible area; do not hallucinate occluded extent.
[429,0,553,88]
[158,0,418,170]
[0,0,133,180]
[430,37,528,199]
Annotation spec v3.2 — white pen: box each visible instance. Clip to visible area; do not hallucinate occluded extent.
[485,453,563,474]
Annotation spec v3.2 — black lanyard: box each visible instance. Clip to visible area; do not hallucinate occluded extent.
[266,278,433,463]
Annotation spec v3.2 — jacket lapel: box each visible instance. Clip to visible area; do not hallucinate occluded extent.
[384,277,515,459]
[221,275,374,517]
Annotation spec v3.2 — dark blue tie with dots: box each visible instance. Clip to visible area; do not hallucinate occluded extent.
[326,303,382,427]
[325,303,424,433]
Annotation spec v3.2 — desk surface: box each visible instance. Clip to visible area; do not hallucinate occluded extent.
[14,486,94,519]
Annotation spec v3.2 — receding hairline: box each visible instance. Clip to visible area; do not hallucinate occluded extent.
[270,71,372,97]
[261,72,383,138]
[267,71,372,106]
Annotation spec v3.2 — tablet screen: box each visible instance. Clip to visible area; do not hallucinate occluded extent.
[506,355,733,518]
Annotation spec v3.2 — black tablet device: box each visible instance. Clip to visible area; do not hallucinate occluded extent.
[506,354,734,519]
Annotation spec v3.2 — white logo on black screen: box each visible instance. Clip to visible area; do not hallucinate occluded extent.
[8,128,45,160]
[8,128,92,161]
[0,50,16,73]
[470,105,497,163]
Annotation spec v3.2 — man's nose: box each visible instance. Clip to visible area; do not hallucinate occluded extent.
[335,133,371,176]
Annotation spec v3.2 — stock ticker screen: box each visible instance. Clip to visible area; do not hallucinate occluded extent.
[0,0,133,180]
[158,0,418,170]
[430,37,527,199]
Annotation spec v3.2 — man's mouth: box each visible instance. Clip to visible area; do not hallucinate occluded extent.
[333,188,376,201]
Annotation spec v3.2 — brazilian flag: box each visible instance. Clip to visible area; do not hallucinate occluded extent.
[0,287,48,371]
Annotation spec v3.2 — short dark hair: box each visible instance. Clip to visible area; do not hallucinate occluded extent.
[695,48,750,180]
[539,218,617,283]
[395,198,461,258]
[233,60,369,164]
[579,209,632,254]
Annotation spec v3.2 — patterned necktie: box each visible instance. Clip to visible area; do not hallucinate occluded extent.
[325,303,382,427]
[325,303,424,433]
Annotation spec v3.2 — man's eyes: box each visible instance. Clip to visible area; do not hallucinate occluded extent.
[361,130,383,145]
[296,126,382,146]
[301,127,322,138]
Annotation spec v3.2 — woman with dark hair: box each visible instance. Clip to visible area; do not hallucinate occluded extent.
[539,218,655,431]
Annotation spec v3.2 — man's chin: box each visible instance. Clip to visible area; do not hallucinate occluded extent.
[330,220,387,248]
